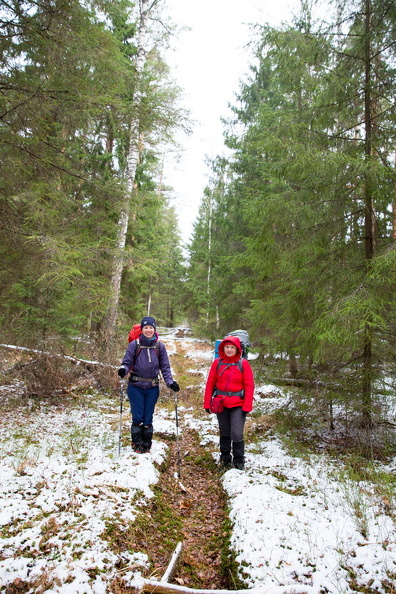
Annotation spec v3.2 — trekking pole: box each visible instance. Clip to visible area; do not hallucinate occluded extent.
[118,379,125,457]
[173,390,181,479]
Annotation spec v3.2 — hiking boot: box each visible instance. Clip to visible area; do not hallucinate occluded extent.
[219,454,232,469]
[142,425,153,453]
[131,423,145,452]
[233,460,245,470]
[233,440,245,471]
[219,436,231,464]
[219,434,232,469]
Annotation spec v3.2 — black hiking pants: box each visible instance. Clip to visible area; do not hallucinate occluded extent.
[217,406,246,465]
[217,406,245,442]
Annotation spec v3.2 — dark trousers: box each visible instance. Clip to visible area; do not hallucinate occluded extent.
[127,384,159,452]
[127,384,159,425]
[217,406,245,442]
[217,406,246,465]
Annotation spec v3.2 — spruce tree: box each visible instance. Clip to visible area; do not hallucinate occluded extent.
[186,0,396,430]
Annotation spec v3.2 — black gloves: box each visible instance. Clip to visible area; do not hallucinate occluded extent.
[117,367,126,378]
[169,381,180,392]
[205,408,211,414]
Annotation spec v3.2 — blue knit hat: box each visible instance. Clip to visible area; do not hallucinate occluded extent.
[141,316,156,330]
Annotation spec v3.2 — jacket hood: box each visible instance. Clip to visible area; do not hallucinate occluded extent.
[218,335,242,362]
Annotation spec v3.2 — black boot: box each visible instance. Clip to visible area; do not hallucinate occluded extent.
[233,440,245,470]
[142,425,153,453]
[131,423,144,453]
[220,436,232,468]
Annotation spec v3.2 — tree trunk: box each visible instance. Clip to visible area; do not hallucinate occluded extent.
[147,277,152,316]
[205,197,213,327]
[393,152,396,241]
[362,0,374,428]
[289,352,298,378]
[103,0,150,350]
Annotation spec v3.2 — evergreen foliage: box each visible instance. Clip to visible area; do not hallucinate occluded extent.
[0,0,186,352]
[185,0,396,424]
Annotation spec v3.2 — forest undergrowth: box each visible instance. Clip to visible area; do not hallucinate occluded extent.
[0,336,396,593]
[0,338,244,594]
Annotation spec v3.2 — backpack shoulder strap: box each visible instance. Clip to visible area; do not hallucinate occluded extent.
[132,338,141,368]
[217,358,243,375]
[133,338,159,367]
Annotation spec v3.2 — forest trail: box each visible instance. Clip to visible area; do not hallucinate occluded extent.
[0,334,240,594]
[2,333,395,593]
[141,335,233,590]
[128,420,231,591]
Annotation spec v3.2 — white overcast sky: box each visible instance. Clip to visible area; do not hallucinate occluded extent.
[162,0,301,244]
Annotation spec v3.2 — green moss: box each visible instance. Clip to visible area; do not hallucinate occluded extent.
[220,513,247,589]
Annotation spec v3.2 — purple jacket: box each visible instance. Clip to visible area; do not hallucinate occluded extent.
[119,335,174,389]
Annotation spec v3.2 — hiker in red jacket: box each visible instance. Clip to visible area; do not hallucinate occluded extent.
[204,335,254,470]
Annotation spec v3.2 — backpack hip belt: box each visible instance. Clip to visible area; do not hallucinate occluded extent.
[130,375,159,385]
[215,389,244,398]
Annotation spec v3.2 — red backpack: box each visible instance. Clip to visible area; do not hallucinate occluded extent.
[128,324,142,343]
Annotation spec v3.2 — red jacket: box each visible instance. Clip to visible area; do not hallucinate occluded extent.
[203,335,255,412]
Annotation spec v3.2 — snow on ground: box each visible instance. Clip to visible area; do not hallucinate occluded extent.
[0,335,395,593]
[254,384,292,414]
[182,400,396,592]
[223,440,396,593]
[0,390,171,592]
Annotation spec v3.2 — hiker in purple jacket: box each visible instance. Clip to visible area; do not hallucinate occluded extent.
[118,316,179,453]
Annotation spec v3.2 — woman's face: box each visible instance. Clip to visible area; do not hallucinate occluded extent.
[224,344,237,357]
[142,325,155,338]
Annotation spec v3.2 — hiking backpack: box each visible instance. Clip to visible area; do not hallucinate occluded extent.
[226,330,251,359]
[128,324,142,343]
[214,329,251,360]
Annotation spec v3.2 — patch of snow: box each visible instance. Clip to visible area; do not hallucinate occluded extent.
[1,336,395,593]
[0,401,165,591]
[222,438,396,593]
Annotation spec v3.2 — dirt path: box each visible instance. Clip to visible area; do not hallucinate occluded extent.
[147,425,230,590]
[114,337,237,592]
[0,336,235,594]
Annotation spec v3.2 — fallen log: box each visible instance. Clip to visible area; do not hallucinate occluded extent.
[141,579,315,594]
[0,343,116,369]
[160,542,183,583]
[142,541,315,594]
[271,377,325,388]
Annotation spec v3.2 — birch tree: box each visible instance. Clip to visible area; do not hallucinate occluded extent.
[103,0,153,348]
[0,0,186,351]
[0,0,129,345]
